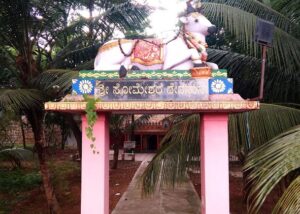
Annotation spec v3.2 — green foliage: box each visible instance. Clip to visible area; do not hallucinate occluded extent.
[0,110,18,148]
[33,69,79,99]
[0,170,42,193]
[202,0,300,102]
[141,114,200,195]
[229,104,300,154]
[0,148,34,168]
[272,176,300,214]
[0,89,44,111]
[244,125,300,213]
[0,0,149,211]
[271,0,300,24]
[141,104,300,195]
[203,1,300,74]
[83,95,99,142]
[203,0,300,34]
[49,160,80,193]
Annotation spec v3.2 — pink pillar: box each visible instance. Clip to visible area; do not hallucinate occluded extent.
[81,114,109,214]
[200,114,230,214]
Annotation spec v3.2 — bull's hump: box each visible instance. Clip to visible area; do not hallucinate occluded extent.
[99,39,133,53]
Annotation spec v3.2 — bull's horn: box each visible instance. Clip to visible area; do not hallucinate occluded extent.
[195,2,202,9]
[186,0,196,14]
[195,2,204,13]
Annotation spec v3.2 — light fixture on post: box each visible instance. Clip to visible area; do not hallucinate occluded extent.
[252,18,275,100]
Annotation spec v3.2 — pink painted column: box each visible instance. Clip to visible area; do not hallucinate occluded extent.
[81,114,109,214]
[200,113,230,214]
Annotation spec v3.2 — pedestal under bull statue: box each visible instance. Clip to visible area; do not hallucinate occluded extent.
[94,1,218,77]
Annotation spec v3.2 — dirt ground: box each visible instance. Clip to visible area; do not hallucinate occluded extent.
[0,150,140,214]
[1,151,281,214]
[189,162,278,214]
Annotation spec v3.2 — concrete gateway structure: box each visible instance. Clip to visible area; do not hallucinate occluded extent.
[45,2,260,213]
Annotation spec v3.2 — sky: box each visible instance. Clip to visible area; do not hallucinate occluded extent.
[140,0,185,37]
[77,0,185,38]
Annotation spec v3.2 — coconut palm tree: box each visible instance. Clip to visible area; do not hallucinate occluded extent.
[141,0,300,212]
[0,0,149,212]
[204,0,299,102]
[244,125,300,213]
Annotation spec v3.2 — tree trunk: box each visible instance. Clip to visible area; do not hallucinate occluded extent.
[65,114,82,158]
[28,111,61,214]
[20,116,26,149]
[112,136,120,169]
[61,136,66,150]
[88,0,95,40]
[129,114,135,141]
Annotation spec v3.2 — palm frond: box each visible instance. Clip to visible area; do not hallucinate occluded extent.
[272,175,300,214]
[142,104,300,195]
[208,49,300,102]
[34,69,79,97]
[203,2,300,74]
[0,147,34,168]
[124,114,152,133]
[271,0,300,24]
[103,3,149,32]
[51,44,100,69]
[73,59,94,70]
[207,48,261,69]
[207,48,261,99]
[0,147,34,160]
[0,89,44,111]
[264,71,300,103]
[109,114,128,136]
[229,104,300,154]
[244,125,300,213]
[275,103,300,110]
[141,114,200,195]
[203,0,300,36]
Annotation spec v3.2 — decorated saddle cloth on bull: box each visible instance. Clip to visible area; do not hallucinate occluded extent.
[131,39,164,66]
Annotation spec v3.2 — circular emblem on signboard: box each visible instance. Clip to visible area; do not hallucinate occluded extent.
[79,80,93,94]
[211,79,226,93]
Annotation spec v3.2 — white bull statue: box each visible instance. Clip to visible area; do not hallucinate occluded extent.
[94,2,218,77]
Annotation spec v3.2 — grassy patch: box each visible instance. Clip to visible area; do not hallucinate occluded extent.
[50,160,80,194]
[0,150,81,213]
[0,169,42,193]
[0,169,42,213]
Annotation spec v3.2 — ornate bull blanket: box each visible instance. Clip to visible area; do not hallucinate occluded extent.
[131,39,164,66]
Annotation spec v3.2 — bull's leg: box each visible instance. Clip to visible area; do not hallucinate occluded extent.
[119,65,127,78]
[118,57,132,78]
[131,65,140,70]
[171,60,194,70]
[206,62,219,70]
[190,48,203,67]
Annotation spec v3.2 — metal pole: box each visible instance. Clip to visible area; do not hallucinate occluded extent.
[259,45,267,100]
[251,45,267,101]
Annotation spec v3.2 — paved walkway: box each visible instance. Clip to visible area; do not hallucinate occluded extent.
[112,154,201,214]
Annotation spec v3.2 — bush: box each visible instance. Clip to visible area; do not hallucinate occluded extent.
[0,170,42,193]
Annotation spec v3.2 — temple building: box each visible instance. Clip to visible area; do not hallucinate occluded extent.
[123,115,171,152]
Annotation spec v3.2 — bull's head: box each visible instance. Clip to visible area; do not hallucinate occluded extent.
[180,1,217,36]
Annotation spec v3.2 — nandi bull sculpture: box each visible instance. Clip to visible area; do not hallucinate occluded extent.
[94,1,218,77]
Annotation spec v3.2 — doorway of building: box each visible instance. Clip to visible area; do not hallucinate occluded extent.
[147,135,157,151]
[133,135,141,151]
